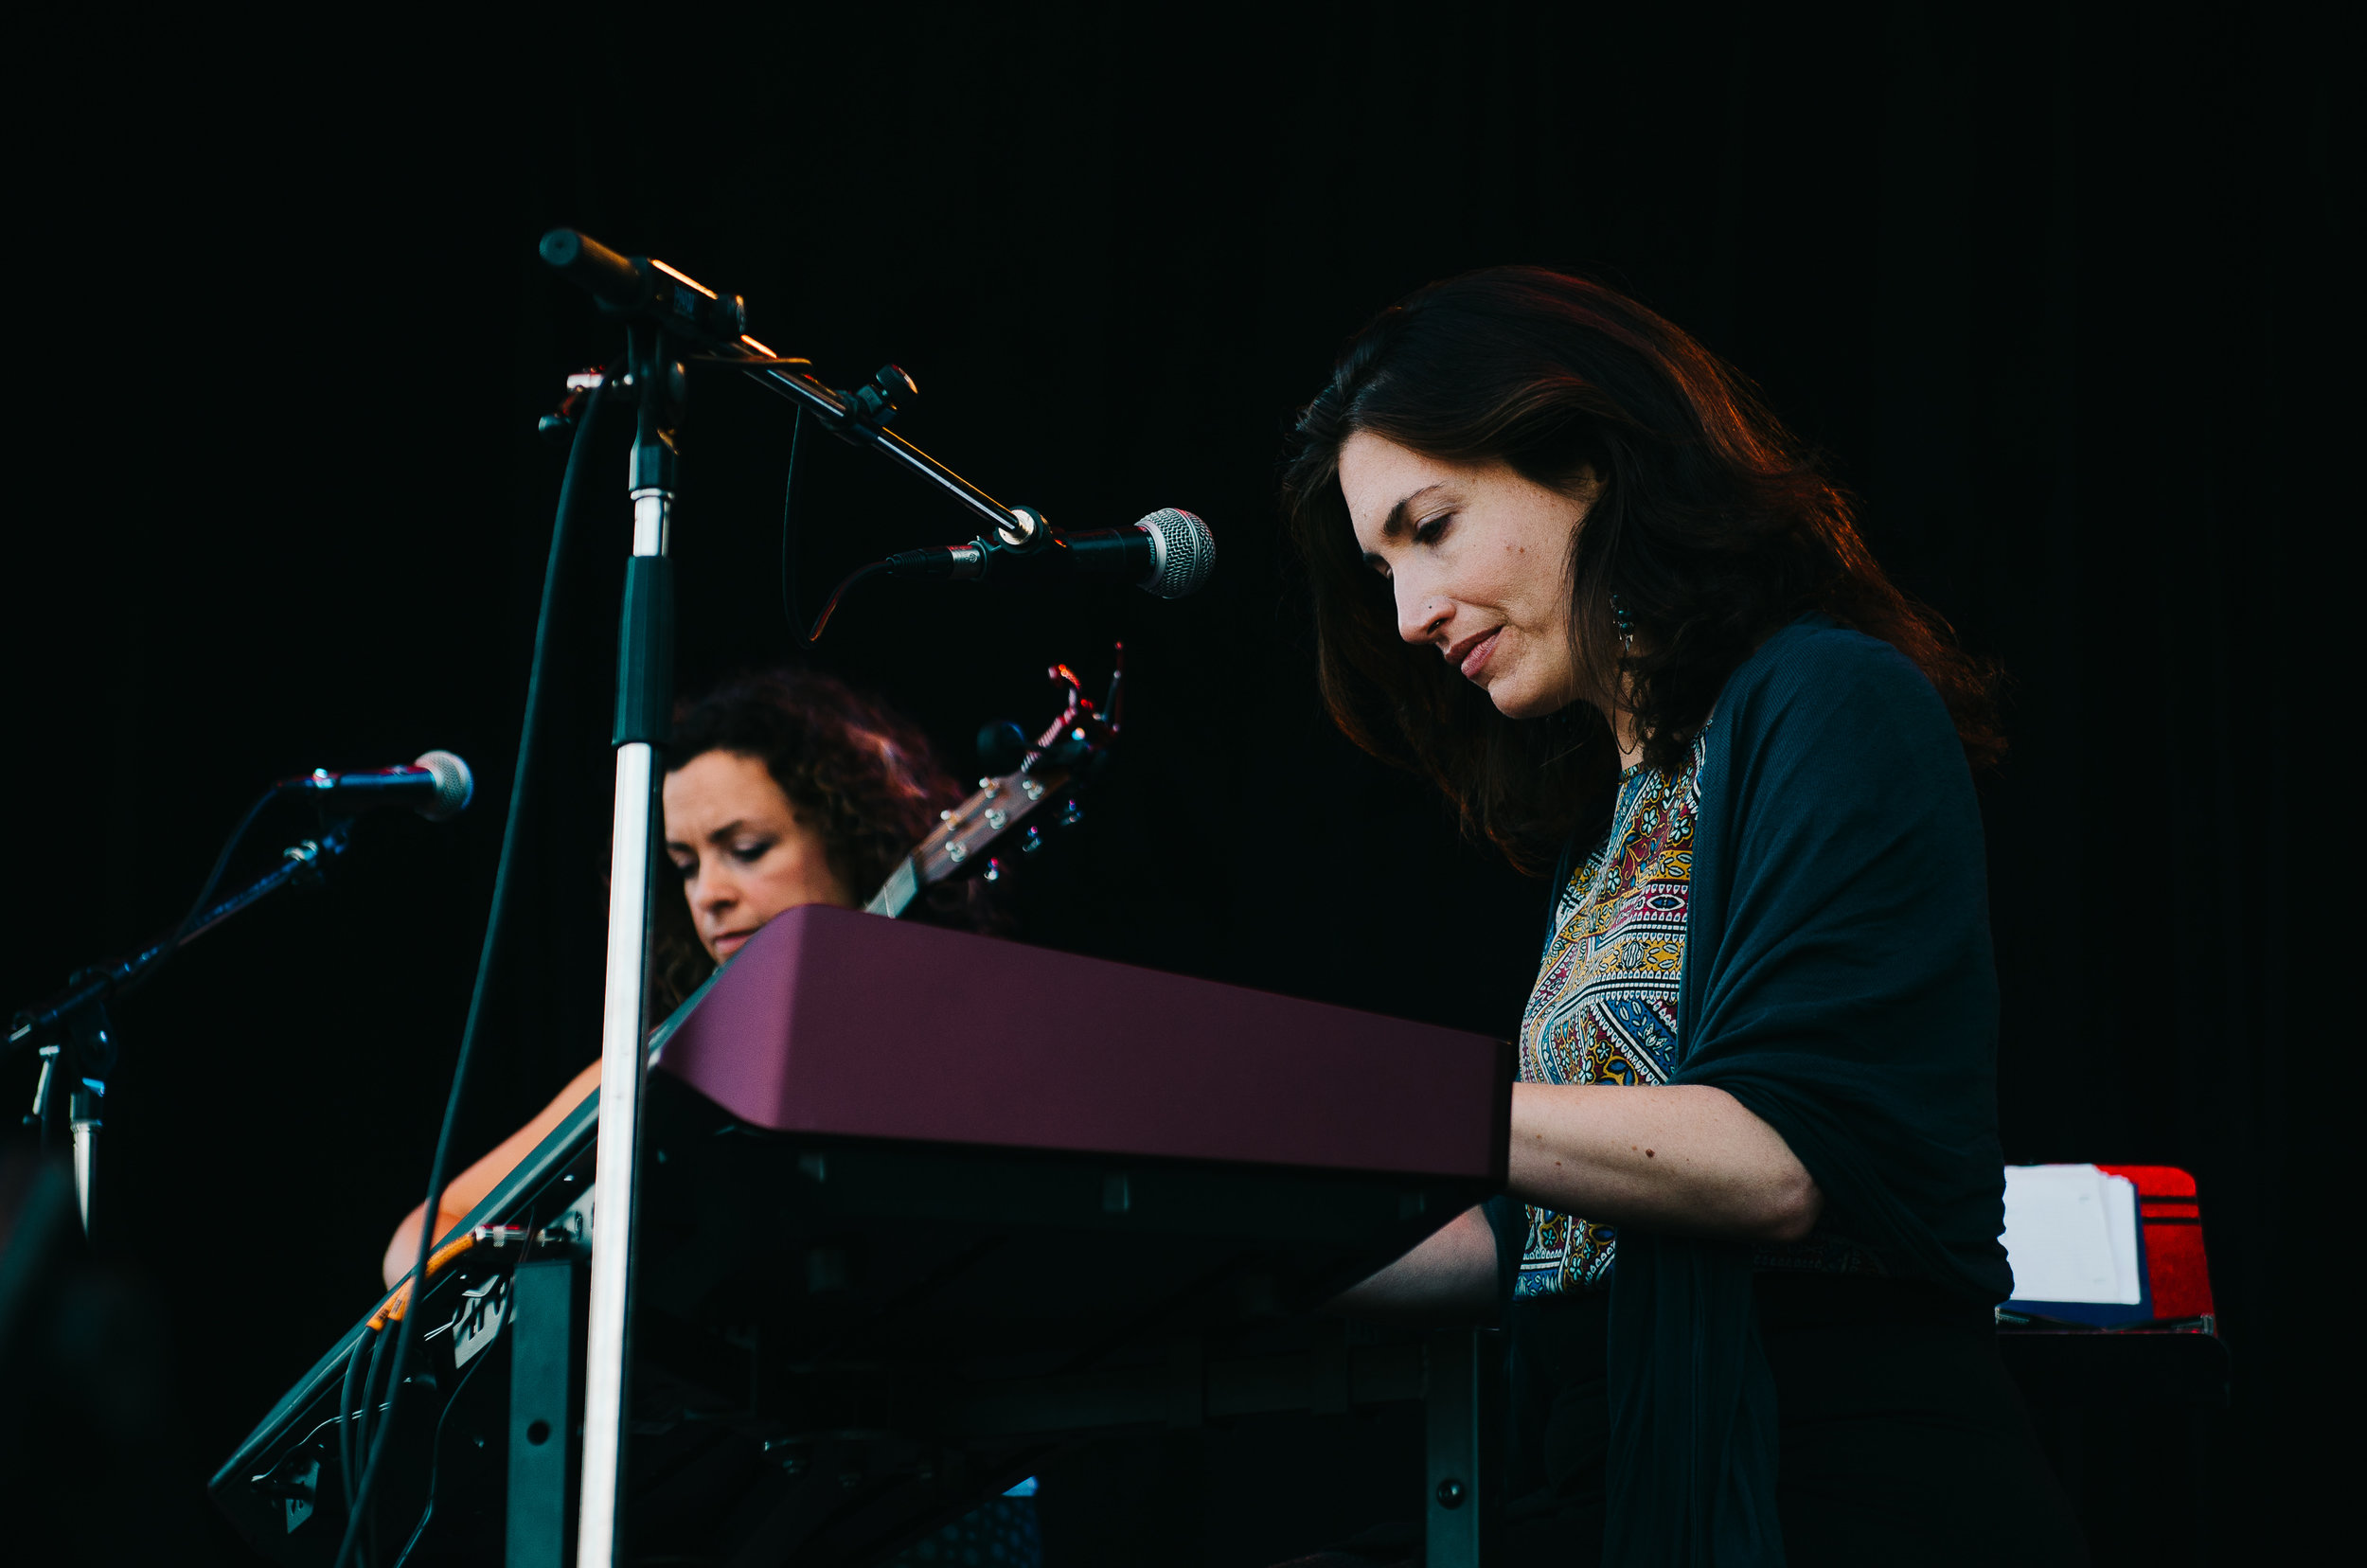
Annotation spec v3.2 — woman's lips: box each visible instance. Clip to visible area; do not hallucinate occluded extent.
[1457,629,1503,680]
[712,929,756,958]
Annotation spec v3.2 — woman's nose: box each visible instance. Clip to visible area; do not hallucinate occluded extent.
[692,871,736,917]
[1397,584,1452,645]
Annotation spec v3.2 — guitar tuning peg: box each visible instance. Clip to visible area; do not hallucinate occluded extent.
[983,859,1002,882]
[1022,827,1044,854]
[1059,801,1084,829]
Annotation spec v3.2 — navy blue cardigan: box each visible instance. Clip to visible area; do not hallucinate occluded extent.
[1600,616,2011,1564]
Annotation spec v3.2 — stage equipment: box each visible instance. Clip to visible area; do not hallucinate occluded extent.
[1993,1165,2229,1560]
[285,751,475,822]
[532,227,1207,1568]
[208,907,1517,1568]
[7,749,465,1238]
[1995,1163,2228,1398]
[884,506,1216,599]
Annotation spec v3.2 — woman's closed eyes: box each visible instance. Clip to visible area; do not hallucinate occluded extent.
[1366,512,1457,578]
[673,838,777,879]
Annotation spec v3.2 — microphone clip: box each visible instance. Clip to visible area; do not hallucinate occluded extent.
[883,504,1054,584]
[836,364,917,437]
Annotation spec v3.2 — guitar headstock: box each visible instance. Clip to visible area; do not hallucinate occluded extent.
[864,649,1124,918]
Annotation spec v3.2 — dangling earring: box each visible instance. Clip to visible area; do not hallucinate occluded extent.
[1609,591,1635,653]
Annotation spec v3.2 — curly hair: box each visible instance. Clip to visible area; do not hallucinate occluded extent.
[1282,266,2002,870]
[651,669,974,1009]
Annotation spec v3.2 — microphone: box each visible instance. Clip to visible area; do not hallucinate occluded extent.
[285,750,475,822]
[886,508,1215,599]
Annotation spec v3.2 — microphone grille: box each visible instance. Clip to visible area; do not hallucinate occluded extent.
[412,750,476,822]
[1134,508,1215,598]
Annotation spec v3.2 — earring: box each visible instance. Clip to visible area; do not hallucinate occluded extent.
[1609,591,1634,652]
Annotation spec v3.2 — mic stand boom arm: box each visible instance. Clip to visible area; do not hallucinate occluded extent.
[733,358,1022,539]
[8,826,353,1052]
[539,228,1041,547]
[9,822,353,1238]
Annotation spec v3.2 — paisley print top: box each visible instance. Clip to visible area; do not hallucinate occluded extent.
[1515,726,1885,1295]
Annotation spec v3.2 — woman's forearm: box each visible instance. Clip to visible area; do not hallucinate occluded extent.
[1508,1082,1821,1242]
[1326,1203,1500,1321]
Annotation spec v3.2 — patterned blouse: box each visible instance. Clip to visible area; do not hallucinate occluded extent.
[1514,726,1883,1296]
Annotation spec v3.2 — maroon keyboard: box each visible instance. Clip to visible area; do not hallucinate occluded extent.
[216,905,1514,1565]
[654,903,1511,1181]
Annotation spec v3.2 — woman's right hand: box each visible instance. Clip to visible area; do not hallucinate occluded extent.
[1324,1203,1501,1321]
[381,1203,471,1290]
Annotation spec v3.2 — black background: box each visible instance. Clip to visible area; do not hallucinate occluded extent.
[6,2,2348,1560]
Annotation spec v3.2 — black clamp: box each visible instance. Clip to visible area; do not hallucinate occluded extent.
[613,556,676,748]
[837,364,917,434]
[538,367,609,445]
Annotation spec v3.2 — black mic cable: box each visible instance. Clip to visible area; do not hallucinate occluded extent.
[127,789,279,1003]
[775,404,902,645]
[111,752,473,1008]
[333,370,614,1568]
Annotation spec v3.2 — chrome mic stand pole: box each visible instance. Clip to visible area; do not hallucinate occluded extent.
[576,326,678,1568]
[534,225,1043,1562]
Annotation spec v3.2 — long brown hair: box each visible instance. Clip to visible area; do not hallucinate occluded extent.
[1282,266,2002,869]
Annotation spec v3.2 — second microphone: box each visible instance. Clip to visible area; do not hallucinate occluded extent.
[885,508,1214,600]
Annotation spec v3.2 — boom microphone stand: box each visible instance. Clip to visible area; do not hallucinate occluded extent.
[10,823,355,1238]
[540,228,1045,1568]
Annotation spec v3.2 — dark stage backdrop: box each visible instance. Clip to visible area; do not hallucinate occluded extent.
[7,3,2346,1561]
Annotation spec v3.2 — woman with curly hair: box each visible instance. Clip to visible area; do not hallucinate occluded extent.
[1300,269,2081,1566]
[380,669,963,1287]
